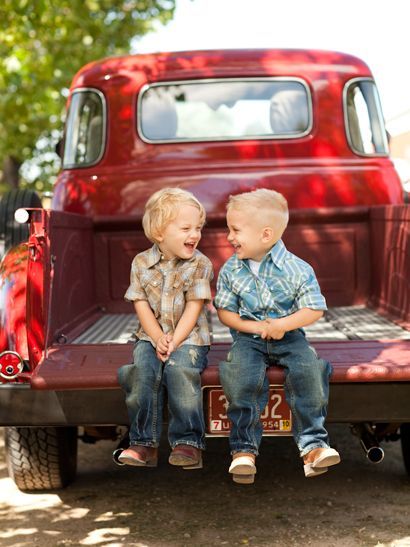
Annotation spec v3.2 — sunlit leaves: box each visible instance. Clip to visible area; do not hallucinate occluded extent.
[0,0,176,191]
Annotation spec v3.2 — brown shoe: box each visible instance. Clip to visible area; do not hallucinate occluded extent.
[118,445,158,467]
[169,445,202,469]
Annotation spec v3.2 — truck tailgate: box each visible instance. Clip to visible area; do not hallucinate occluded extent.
[31,337,410,390]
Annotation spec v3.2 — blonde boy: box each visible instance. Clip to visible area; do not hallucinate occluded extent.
[118,188,213,469]
[215,188,340,483]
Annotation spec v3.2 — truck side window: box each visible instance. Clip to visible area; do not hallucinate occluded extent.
[138,79,311,143]
[63,89,106,168]
[344,79,389,156]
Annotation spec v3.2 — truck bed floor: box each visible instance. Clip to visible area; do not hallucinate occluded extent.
[72,305,410,345]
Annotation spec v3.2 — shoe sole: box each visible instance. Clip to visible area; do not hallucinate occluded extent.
[312,449,341,469]
[182,459,203,470]
[169,454,202,469]
[304,465,328,478]
[229,456,256,476]
[233,473,255,484]
[117,455,158,467]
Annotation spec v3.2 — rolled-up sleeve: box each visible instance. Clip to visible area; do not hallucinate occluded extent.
[296,268,327,310]
[185,256,213,302]
[124,257,147,302]
[214,267,240,312]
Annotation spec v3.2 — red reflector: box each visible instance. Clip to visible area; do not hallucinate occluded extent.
[0,351,24,379]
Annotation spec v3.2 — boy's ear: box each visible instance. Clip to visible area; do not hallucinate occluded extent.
[261,227,274,242]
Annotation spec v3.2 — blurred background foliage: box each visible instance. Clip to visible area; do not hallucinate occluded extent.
[0,0,176,196]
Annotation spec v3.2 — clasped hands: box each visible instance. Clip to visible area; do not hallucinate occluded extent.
[259,317,287,340]
[155,333,175,362]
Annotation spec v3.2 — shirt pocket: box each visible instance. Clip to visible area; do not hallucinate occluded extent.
[231,277,259,313]
[263,279,296,314]
[140,271,163,317]
[179,267,196,291]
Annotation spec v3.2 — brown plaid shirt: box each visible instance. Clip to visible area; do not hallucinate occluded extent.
[125,244,213,346]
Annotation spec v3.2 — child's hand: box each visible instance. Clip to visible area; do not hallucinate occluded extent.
[261,318,286,340]
[156,333,173,362]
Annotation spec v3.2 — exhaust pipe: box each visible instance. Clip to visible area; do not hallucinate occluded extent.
[351,423,385,464]
[112,448,126,466]
[112,432,130,466]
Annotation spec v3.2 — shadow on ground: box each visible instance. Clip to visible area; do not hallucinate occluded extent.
[0,425,409,546]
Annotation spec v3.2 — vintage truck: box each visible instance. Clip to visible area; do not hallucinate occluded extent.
[0,49,409,491]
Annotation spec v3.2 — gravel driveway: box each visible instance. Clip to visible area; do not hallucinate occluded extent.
[1,425,409,546]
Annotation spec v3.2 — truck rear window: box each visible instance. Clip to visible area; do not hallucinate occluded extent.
[138,79,311,143]
[344,79,389,156]
[63,89,106,168]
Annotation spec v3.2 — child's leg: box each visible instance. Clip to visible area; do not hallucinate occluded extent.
[117,340,164,447]
[163,344,209,451]
[219,334,269,456]
[268,330,332,457]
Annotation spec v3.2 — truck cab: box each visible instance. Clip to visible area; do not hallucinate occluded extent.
[53,49,403,220]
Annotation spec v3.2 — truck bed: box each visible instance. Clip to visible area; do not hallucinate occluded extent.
[3,205,409,427]
[71,306,410,345]
[19,305,409,426]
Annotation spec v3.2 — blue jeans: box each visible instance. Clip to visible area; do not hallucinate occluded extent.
[118,341,209,449]
[219,330,332,457]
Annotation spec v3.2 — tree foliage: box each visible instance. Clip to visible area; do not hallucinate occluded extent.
[0,0,176,192]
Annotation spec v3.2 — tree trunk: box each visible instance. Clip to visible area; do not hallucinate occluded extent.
[2,156,22,188]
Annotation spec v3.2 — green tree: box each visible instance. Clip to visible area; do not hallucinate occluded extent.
[0,0,176,193]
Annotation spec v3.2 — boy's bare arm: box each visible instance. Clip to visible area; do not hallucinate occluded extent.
[265,308,324,339]
[217,308,267,336]
[134,300,164,344]
[171,300,204,349]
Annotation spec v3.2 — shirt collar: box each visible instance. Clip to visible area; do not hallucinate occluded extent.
[268,239,287,270]
[146,244,199,269]
[230,239,287,271]
[146,244,162,268]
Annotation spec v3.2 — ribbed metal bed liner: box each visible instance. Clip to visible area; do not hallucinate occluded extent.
[72,305,410,344]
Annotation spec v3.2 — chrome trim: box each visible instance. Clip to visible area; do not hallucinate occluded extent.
[342,77,389,157]
[137,77,313,144]
[62,87,107,169]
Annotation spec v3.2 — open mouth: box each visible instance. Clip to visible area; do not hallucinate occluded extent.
[184,242,196,252]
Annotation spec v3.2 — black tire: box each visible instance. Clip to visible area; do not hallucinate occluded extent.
[0,189,42,253]
[400,423,410,475]
[4,426,78,491]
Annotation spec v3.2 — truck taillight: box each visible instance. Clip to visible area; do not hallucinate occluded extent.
[0,351,24,379]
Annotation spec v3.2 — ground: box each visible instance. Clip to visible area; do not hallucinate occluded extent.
[0,425,409,547]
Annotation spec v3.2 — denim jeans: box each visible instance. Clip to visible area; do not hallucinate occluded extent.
[118,340,209,449]
[219,330,332,457]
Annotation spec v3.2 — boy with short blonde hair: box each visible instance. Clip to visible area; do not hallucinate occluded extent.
[118,187,213,469]
[215,188,340,483]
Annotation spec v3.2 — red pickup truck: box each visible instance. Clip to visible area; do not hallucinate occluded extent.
[0,49,409,491]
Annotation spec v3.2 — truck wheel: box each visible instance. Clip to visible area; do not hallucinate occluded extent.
[400,423,410,475]
[4,426,78,491]
[0,189,42,253]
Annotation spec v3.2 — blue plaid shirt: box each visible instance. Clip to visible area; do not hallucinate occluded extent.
[215,239,327,322]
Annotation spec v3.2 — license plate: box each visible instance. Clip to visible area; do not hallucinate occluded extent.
[206,387,292,435]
